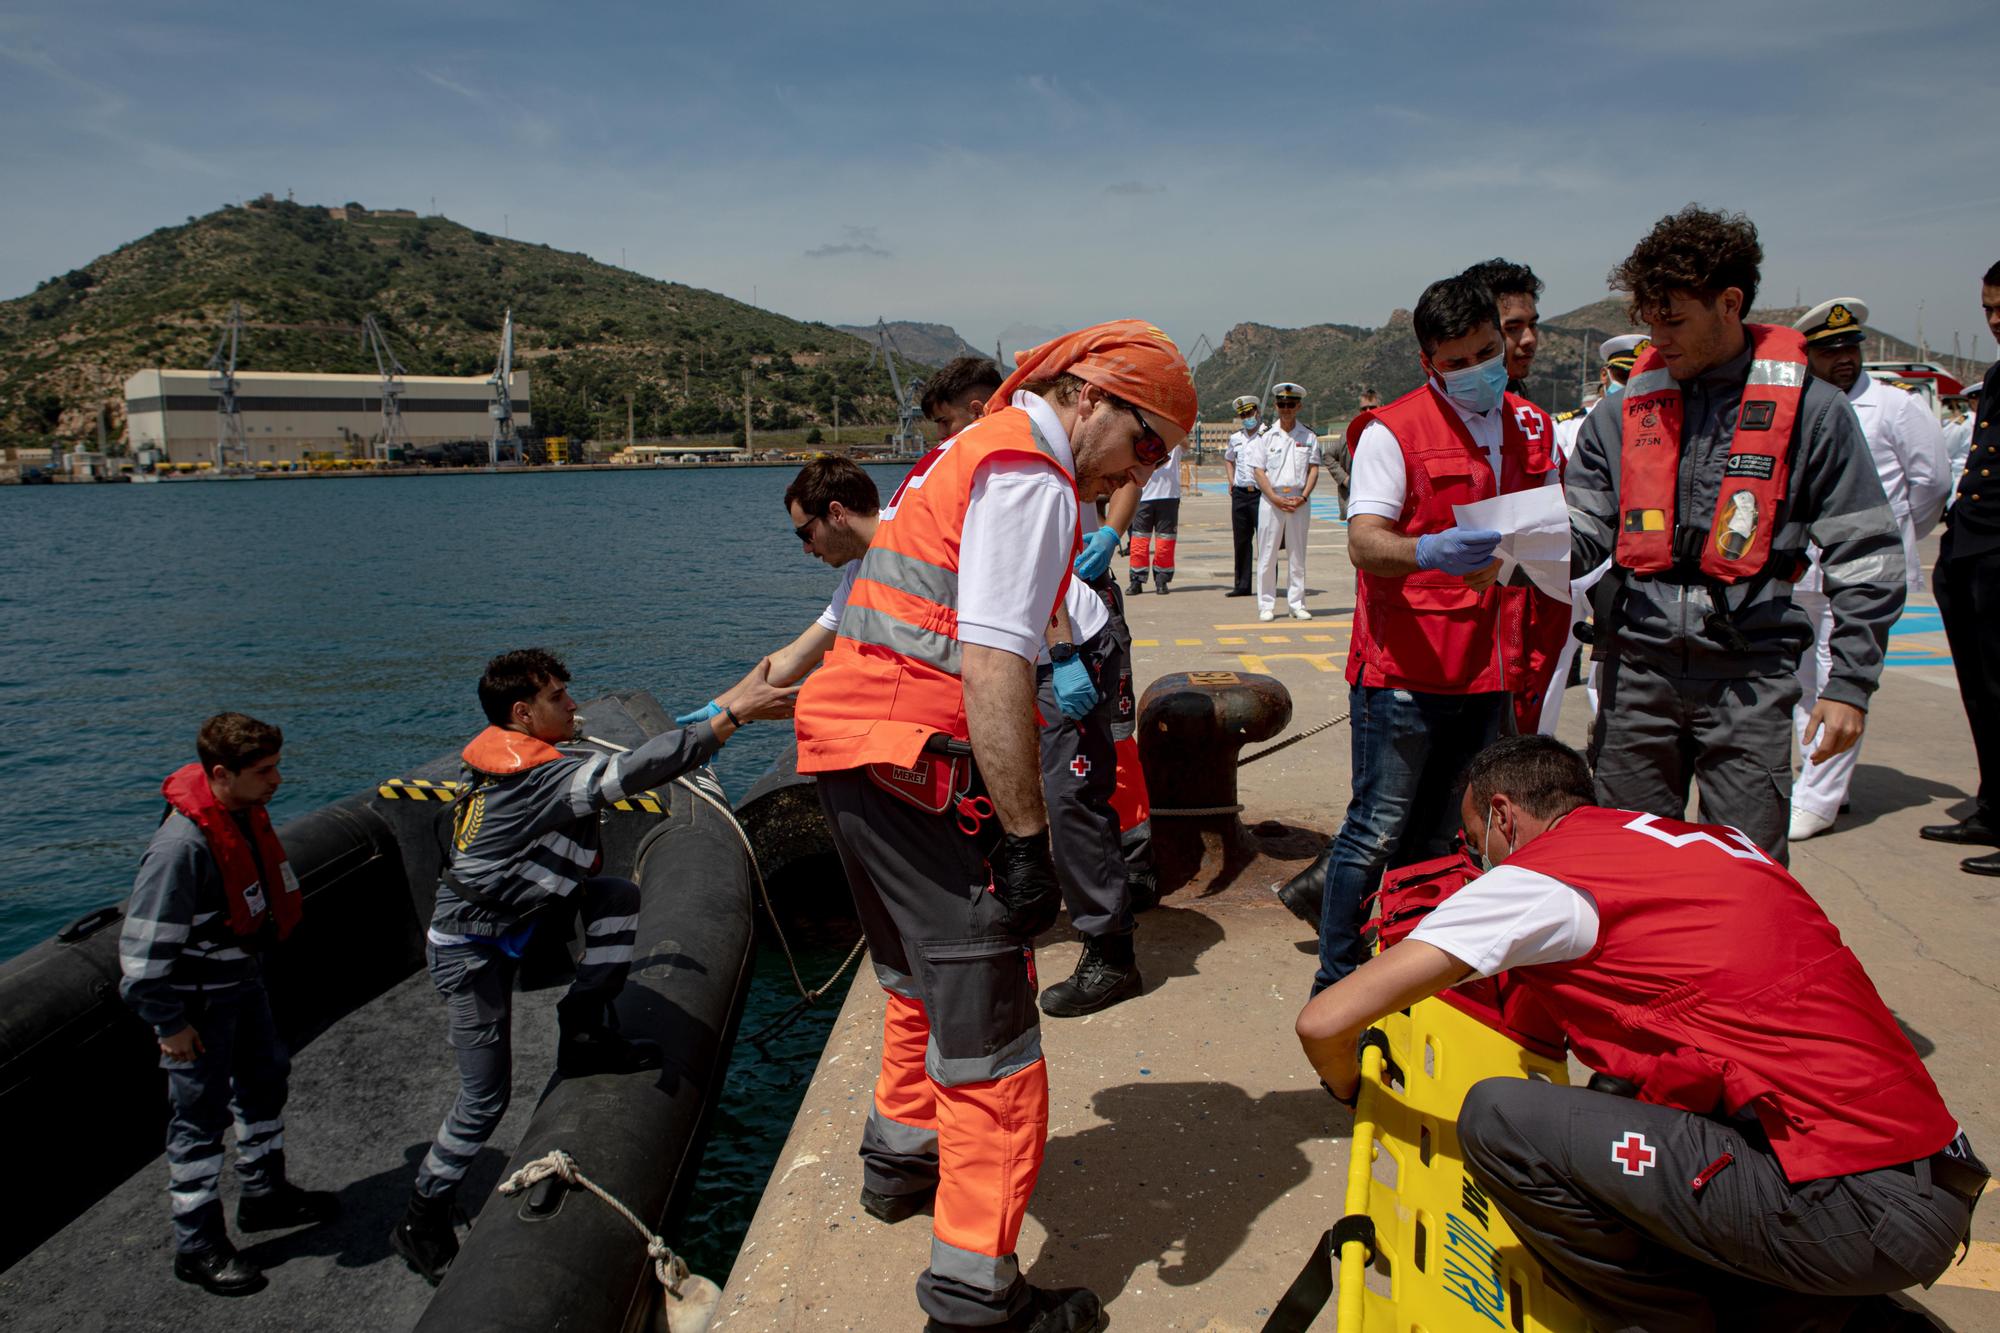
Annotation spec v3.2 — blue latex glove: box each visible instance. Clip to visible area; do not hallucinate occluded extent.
[1414,527,1502,576]
[675,701,723,725]
[1072,526,1120,581]
[1052,656,1099,720]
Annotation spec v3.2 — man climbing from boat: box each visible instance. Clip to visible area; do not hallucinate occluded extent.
[120,712,339,1297]
[391,648,795,1285]
[793,321,1195,1333]
[1295,735,1986,1332]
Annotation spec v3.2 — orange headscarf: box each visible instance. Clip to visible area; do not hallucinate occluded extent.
[992,319,1199,433]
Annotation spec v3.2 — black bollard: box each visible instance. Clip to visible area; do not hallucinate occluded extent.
[1136,670,1291,885]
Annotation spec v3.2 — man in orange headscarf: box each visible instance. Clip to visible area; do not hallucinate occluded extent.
[795,321,1193,1333]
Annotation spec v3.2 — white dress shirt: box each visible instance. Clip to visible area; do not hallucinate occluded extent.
[1799,375,1952,594]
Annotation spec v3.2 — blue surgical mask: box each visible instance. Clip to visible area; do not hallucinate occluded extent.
[1604,380,1625,400]
[1240,416,1260,432]
[1434,352,1508,415]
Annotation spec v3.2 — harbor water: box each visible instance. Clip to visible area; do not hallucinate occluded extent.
[0,464,889,1273]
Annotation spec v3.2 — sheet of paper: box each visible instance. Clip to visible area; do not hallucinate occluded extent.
[1452,487,1573,603]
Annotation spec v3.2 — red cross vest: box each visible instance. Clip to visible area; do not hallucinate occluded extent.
[1345,385,1561,695]
[161,762,301,941]
[1615,324,1807,581]
[1505,806,1958,1183]
[796,406,1080,773]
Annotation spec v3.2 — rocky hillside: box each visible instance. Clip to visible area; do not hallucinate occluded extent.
[834,320,984,368]
[0,199,918,447]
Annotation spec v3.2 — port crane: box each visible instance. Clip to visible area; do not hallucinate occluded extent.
[363,314,410,462]
[488,308,520,466]
[868,319,925,458]
[205,302,250,469]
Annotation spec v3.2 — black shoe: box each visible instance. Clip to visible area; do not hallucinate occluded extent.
[1039,937,1141,1018]
[1127,577,1146,595]
[925,1285,1105,1333]
[557,1027,664,1076]
[1964,851,2000,877]
[237,1182,340,1232]
[1224,588,1252,597]
[1922,815,2000,846]
[1155,580,1170,596]
[860,1182,936,1224]
[390,1189,460,1287]
[1274,862,1325,930]
[174,1241,266,1297]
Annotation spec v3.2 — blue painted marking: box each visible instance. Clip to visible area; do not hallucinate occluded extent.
[1886,604,1950,668]
[1441,1211,1506,1326]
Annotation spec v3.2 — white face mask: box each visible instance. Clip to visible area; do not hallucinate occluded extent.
[1476,803,1514,873]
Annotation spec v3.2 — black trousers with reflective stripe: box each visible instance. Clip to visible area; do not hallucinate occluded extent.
[1037,628,1131,939]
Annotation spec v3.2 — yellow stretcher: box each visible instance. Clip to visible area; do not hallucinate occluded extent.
[1334,997,1588,1332]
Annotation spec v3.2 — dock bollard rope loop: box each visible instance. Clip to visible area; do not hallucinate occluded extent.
[497,1149,693,1295]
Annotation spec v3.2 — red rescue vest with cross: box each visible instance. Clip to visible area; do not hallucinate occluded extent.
[795,406,1080,774]
[1504,806,1958,1183]
[1345,385,1560,695]
[1615,323,1807,581]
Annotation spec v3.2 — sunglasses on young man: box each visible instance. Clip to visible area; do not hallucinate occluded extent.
[1115,399,1171,466]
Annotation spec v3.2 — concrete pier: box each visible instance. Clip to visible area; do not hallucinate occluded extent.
[714,488,1999,1331]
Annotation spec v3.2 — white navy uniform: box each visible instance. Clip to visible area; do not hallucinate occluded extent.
[1254,422,1320,614]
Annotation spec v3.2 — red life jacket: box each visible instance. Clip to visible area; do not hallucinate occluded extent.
[1505,806,1958,1183]
[1614,324,1807,581]
[161,762,300,941]
[461,725,564,776]
[1344,385,1561,695]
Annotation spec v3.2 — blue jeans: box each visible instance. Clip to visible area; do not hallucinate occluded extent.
[1312,685,1509,993]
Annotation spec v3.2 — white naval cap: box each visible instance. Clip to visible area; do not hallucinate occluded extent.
[1794,297,1869,347]
[1599,333,1649,369]
[1271,382,1306,401]
[1232,395,1261,416]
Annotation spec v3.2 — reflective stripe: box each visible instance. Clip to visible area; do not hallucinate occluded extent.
[1820,551,1904,587]
[123,955,173,980]
[1809,503,1898,546]
[236,1132,285,1163]
[170,1157,222,1185]
[855,545,960,609]
[585,913,639,937]
[925,1026,1043,1088]
[1625,369,1675,400]
[125,917,190,949]
[578,944,632,966]
[569,753,610,813]
[1748,359,1807,388]
[874,963,920,999]
[1568,502,1612,544]
[420,1148,470,1181]
[171,1185,221,1214]
[930,1236,1021,1293]
[538,829,591,867]
[436,1124,483,1157]
[234,1116,284,1140]
[599,758,628,807]
[838,604,962,675]
[865,1105,939,1157]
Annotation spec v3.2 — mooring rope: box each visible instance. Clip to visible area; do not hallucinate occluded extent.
[1237,711,1350,768]
[498,1149,691,1295]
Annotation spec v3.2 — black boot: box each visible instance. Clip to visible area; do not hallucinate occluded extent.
[859,1180,936,1224]
[925,1284,1105,1333]
[1127,573,1146,595]
[1273,860,1325,930]
[390,1188,460,1286]
[557,997,664,1076]
[237,1180,340,1232]
[174,1238,266,1297]
[1154,571,1172,595]
[1038,935,1141,1018]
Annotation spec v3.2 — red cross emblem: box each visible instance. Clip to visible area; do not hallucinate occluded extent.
[1118,694,1133,715]
[1069,756,1092,778]
[1611,1132,1656,1177]
[1513,405,1545,442]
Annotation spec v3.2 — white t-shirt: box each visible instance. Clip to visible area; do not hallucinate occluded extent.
[815,563,860,633]
[956,391,1081,661]
[1056,500,1110,651]
[1405,864,1600,979]
[1251,423,1320,493]
[1348,385,1558,521]
[1224,428,1263,486]
[1141,445,1183,501]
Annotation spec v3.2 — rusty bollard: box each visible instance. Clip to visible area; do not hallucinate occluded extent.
[1137,670,1291,886]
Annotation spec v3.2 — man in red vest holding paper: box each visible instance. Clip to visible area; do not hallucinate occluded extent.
[120,713,337,1296]
[794,321,1195,1333]
[1564,206,1905,862]
[1274,274,1562,994]
[1297,735,1983,1332]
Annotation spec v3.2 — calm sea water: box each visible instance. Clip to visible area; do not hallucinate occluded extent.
[0,464,890,1269]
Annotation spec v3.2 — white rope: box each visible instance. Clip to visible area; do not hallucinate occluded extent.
[498,1149,691,1295]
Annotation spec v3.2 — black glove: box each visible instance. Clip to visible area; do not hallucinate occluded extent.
[989,831,1061,939]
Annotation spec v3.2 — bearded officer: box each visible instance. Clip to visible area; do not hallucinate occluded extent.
[794,320,1194,1333]
[1788,298,1951,841]
[1222,394,1265,595]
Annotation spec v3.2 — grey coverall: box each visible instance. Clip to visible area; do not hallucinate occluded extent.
[1565,343,1905,861]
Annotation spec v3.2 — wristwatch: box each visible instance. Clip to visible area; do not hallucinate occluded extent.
[1049,641,1078,664]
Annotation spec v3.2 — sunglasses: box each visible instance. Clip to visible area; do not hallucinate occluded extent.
[1115,399,1170,467]
[794,513,821,544]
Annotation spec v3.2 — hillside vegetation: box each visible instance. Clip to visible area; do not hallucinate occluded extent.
[0,199,916,447]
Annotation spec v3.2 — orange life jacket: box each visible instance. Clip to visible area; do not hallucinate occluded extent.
[796,406,1080,773]
[1615,324,1807,582]
[161,762,300,941]
[461,725,564,776]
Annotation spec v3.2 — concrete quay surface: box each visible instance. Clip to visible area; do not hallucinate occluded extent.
[714,487,1999,1332]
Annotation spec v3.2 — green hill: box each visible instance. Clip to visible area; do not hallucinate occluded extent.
[0,199,918,448]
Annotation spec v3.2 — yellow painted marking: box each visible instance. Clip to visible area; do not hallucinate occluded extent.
[1260,635,1290,643]
[1933,1238,2000,1291]
[1216,619,1352,631]
[1239,652,1343,673]
[1305,633,1336,642]
[1174,638,1203,646]
[1133,639,1159,648]
[1217,636,1247,645]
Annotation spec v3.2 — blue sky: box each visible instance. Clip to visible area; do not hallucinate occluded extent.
[1,0,1992,363]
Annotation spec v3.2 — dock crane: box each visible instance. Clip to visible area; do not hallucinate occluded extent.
[205,302,250,469]
[488,308,520,467]
[363,314,410,463]
[868,319,925,458]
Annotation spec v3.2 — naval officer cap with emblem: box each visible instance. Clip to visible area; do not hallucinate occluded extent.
[1600,333,1649,373]
[1794,297,1868,348]
[1233,395,1261,418]
[1271,382,1305,406]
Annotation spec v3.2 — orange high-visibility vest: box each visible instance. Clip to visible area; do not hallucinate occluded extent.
[796,406,1079,773]
[1615,323,1808,581]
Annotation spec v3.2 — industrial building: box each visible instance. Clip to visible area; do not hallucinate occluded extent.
[123,368,530,464]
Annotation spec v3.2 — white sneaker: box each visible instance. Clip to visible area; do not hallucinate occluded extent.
[1291,606,1312,620]
[1788,807,1836,842]
[1258,609,1276,622]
